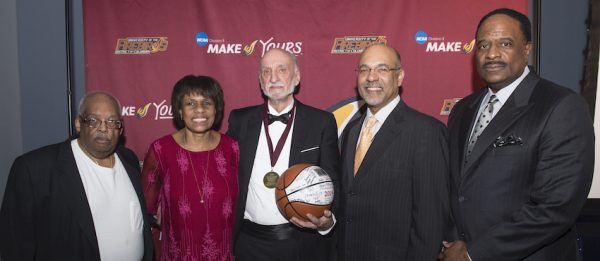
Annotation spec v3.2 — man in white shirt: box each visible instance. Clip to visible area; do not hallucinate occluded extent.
[0,92,154,261]
[441,8,594,261]
[227,48,340,261]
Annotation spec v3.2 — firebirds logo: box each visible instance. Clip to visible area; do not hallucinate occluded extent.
[440,98,462,115]
[115,37,168,55]
[331,36,387,54]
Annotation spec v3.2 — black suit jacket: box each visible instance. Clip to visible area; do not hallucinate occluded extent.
[338,100,451,261]
[447,73,594,260]
[0,139,154,261]
[227,100,340,260]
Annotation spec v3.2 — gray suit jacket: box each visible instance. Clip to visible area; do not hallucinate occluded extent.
[338,100,452,261]
[447,73,594,260]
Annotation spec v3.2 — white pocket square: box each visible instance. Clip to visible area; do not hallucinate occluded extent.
[300,146,319,153]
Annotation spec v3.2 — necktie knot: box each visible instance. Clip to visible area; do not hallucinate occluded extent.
[487,94,499,107]
[364,116,377,129]
[268,112,291,125]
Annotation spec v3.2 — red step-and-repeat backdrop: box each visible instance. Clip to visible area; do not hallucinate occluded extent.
[83,0,527,159]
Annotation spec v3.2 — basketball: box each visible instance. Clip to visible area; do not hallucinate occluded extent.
[275,163,334,222]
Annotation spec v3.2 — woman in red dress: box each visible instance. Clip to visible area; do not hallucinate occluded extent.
[141,75,239,261]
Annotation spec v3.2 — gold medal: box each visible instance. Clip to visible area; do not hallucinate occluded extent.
[263,171,279,188]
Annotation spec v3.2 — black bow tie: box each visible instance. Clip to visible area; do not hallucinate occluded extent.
[268,112,292,125]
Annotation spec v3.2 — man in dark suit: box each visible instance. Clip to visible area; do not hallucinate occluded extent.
[0,92,154,260]
[227,48,340,261]
[440,8,594,261]
[337,44,451,260]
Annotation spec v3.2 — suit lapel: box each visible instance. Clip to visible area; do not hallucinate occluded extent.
[343,114,362,189]
[289,102,307,166]
[462,74,540,176]
[240,107,263,188]
[458,91,486,164]
[57,141,99,250]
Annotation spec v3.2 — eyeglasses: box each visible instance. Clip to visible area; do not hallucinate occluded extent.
[80,116,123,129]
[356,66,401,77]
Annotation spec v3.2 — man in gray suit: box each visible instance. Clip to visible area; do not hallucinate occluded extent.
[337,44,451,260]
[440,8,594,261]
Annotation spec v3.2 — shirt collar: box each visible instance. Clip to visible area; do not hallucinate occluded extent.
[486,66,530,106]
[268,100,295,116]
[366,95,401,124]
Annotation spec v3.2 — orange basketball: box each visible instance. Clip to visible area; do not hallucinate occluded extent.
[275,163,334,222]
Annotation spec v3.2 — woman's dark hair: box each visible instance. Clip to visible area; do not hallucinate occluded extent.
[171,75,225,130]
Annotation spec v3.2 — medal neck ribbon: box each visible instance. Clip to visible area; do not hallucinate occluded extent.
[262,102,296,170]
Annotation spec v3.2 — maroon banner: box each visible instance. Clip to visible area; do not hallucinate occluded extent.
[84,0,527,159]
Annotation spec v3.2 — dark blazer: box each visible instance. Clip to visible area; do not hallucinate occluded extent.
[447,73,594,260]
[0,139,154,261]
[337,99,451,261]
[227,100,341,260]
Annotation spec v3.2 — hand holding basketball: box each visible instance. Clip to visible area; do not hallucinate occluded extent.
[275,163,334,225]
[289,209,334,231]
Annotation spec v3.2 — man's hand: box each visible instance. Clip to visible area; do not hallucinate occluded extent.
[289,210,334,231]
[438,240,470,261]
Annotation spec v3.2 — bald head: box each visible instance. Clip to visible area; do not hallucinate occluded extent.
[359,44,401,68]
[260,48,298,72]
[78,92,121,117]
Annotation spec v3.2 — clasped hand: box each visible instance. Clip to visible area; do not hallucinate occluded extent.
[289,210,334,231]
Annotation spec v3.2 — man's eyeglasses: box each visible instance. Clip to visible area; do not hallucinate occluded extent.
[356,66,401,77]
[79,116,123,129]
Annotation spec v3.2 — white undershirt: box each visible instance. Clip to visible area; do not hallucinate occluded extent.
[244,102,295,225]
[71,140,144,261]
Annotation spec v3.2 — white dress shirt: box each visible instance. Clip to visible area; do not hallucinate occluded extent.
[244,101,295,225]
[469,67,530,139]
[357,95,401,146]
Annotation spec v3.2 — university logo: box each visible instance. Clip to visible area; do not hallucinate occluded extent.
[440,98,462,115]
[331,36,387,54]
[115,37,168,54]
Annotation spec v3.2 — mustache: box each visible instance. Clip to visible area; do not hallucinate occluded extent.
[266,82,286,88]
[361,82,383,89]
[93,134,112,142]
[483,61,507,67]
